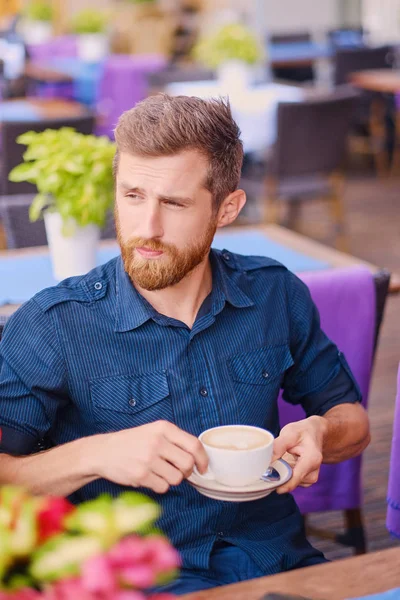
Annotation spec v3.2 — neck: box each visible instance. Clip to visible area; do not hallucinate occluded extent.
[134,254,213,329]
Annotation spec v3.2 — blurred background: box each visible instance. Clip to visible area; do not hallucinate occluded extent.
[0,0,400,567]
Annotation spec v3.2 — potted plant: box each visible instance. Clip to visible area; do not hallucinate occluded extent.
[0,485,179,598]
[21,1,53,45]
[70,8,109,62]
[9,128,116,281]
[193,23,263,90]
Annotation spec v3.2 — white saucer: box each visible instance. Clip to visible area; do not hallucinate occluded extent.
[187,459,292,502]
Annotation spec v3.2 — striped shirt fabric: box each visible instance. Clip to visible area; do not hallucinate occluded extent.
[0,249,360,574]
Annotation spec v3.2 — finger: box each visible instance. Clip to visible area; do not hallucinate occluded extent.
[160,443,195,478]
[141,473,170,494]
[151,458,184,487]
[271,428,301,463]
[163,424,209,474]
[299,468,320,488]
[277,454,321,494]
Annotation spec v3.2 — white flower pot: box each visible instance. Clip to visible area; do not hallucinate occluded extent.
[44,212,100,281]
[217,60,253,92]
[77,33,108,63]
[21,20,52,45]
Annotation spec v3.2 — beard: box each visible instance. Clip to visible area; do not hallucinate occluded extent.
[115,209,217,291]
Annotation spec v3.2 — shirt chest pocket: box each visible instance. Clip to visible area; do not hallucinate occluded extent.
[90,370,173,432]
[227,344,294,427]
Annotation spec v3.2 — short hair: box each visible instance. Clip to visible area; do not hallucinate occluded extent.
[113,94,243,210]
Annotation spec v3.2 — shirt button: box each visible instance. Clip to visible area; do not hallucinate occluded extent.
[262,370,269,379]
[94,282,103,291]
[217,531,224,538]
[222,252,230,261]
[200,387,208,397]
[128,398,136,407]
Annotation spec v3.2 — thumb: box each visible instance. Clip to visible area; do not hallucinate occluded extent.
[271,427,300,463]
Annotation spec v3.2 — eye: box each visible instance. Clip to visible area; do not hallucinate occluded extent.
[164,199,183,208]
[126,193,141,201]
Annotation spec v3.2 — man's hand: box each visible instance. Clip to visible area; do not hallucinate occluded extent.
[93,421,209,494]
[271,416,327,494]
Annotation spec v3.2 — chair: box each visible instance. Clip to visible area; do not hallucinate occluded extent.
[0,194,47,248]
[278,266,391,555]
[0,115,95,195]
[333,45,394,176]
[270,32,315,83]
[387,364,400,539]
[0,194,116,249]
[333,45,393,87]
[264,88,359,251]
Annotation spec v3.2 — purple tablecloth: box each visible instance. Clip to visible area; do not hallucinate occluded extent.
[278,266,376,513]
[387,364,400,538]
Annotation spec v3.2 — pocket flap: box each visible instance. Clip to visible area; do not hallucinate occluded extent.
[228,345,294,385]
[90,370,169,414]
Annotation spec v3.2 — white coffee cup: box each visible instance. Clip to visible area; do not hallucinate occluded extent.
[197,425,274,487]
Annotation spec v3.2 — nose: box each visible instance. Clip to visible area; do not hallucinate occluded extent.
[141,202,164,240]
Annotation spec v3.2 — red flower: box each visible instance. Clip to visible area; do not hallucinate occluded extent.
[37,497,75,543]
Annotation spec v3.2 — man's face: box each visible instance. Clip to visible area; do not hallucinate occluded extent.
[115,150,218,291]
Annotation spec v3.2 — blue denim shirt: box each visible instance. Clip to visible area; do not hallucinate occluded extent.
[0,250,360,574]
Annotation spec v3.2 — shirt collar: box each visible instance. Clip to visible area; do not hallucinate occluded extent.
[114,250,254,333]
[114,256,156,332]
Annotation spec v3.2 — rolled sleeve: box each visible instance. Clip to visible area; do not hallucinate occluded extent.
[0,299,68,455]
[282,273,362,417]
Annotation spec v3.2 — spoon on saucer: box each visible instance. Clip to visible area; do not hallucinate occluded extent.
[260,466,281,483]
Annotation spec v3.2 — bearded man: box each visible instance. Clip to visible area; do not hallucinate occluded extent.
[0,94,369,594]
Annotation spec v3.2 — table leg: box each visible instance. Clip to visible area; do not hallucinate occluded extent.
[369,97,389,178]
[391,108,400,176]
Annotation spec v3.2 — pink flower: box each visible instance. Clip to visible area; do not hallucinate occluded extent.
[0,590,42,600]
[43,578,94,600]
[148,595,178,600]
[108,536,151,567]
[81,554,116,593]
[146,538,181,573]
[119,564,156,588]
[114,592,147,600]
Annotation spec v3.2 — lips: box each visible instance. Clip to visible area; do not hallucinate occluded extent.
[136,247,164,258]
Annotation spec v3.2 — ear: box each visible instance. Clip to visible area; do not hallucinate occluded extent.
[216,190,247,229]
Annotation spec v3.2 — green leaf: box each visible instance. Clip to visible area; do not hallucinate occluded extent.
[30,534,103,583]
[29,194,53,222]
[8,163,38,182]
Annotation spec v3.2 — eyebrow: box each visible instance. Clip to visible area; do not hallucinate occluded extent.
[118,182,194,204]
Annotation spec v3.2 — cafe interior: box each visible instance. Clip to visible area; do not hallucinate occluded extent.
[0,0,399,598]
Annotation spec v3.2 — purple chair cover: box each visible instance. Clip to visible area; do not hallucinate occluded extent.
[27,36,77,100]
[278,266,376,513]
[95,54,167,138]
[27,36,78,61]
[387,365,400,538]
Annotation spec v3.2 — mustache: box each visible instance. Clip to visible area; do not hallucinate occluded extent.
[123,237,176,254]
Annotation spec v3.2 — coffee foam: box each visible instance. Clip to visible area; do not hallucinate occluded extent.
[202,427,270,451]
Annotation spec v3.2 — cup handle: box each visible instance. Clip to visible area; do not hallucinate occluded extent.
[193,465,216,481]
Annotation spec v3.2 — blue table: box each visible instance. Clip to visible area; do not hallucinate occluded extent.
[0,224,388,312]
[0,226,332,307]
